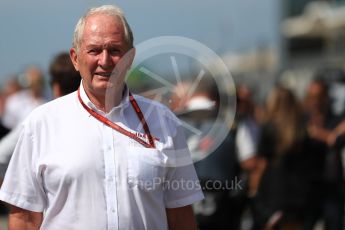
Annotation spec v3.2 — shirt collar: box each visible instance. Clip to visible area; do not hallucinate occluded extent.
[79,81,130,116]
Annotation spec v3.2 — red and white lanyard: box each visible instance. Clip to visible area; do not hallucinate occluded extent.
[77,88,156,148]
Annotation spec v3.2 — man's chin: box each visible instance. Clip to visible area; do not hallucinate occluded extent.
[94,75,111,82]
[105,81,123,90]
[91,77,125,96]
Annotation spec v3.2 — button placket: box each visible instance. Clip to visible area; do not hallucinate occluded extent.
[102,124,118,230]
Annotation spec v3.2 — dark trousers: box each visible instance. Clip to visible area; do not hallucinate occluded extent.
[194,190,246,230]
[303,184,344,230]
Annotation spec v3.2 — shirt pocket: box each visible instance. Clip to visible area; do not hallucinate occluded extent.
[127,147,167,190]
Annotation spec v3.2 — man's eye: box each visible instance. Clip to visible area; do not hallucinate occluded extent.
[109,49,120,55]
[88,49,100,54]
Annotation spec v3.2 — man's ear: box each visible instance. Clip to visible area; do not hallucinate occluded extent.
[70,48,79,71]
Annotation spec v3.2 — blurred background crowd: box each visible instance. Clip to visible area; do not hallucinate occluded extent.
[1,0,345,229]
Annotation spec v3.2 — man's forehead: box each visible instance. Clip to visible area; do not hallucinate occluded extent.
[81,15,125,37]
[77,13,130,50]
[82,15,123,36]
[85,14,123,28]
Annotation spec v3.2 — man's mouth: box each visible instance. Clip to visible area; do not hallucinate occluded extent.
[95,72,112,78]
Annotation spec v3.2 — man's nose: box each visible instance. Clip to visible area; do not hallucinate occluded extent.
[98,50,113,69]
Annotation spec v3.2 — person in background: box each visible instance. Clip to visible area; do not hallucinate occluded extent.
[303,78,344,230]
[169,81,192,113]
[49,52,81,98]
[0,5,203,229]
[182,79,247,230]
[234,84,260,197]
[0,52,81,179]
[1,66,46,130]
[233,84,263,230]
[1,78,22,98]
[252,86,323,230]
[0,77,22,140]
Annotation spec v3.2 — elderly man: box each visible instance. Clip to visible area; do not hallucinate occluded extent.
[0,5,203,230]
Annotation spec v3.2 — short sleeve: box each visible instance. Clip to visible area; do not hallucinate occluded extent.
[0,126,22,177]
[163,125,204,208]
[236,122,256,162]
[0,121,46,212]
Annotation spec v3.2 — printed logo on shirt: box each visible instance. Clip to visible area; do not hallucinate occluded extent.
[136,132,148,143]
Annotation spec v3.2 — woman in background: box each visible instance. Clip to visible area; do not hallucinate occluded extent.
[252,86,323,230]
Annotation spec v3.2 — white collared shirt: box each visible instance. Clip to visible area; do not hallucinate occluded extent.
[0,83,203,230]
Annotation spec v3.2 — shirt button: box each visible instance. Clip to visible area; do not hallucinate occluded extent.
[111,208,116,213]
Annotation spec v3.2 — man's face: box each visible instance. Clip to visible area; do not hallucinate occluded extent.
[70,14,133,99]
[305,82,328,113]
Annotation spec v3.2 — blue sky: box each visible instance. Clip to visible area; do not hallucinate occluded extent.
[0,0,280,84]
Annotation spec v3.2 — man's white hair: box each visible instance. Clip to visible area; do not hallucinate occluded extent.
[73,5,133,51]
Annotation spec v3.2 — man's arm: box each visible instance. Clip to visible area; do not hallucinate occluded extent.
[166,205,197,230]
[8,205,43,230]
